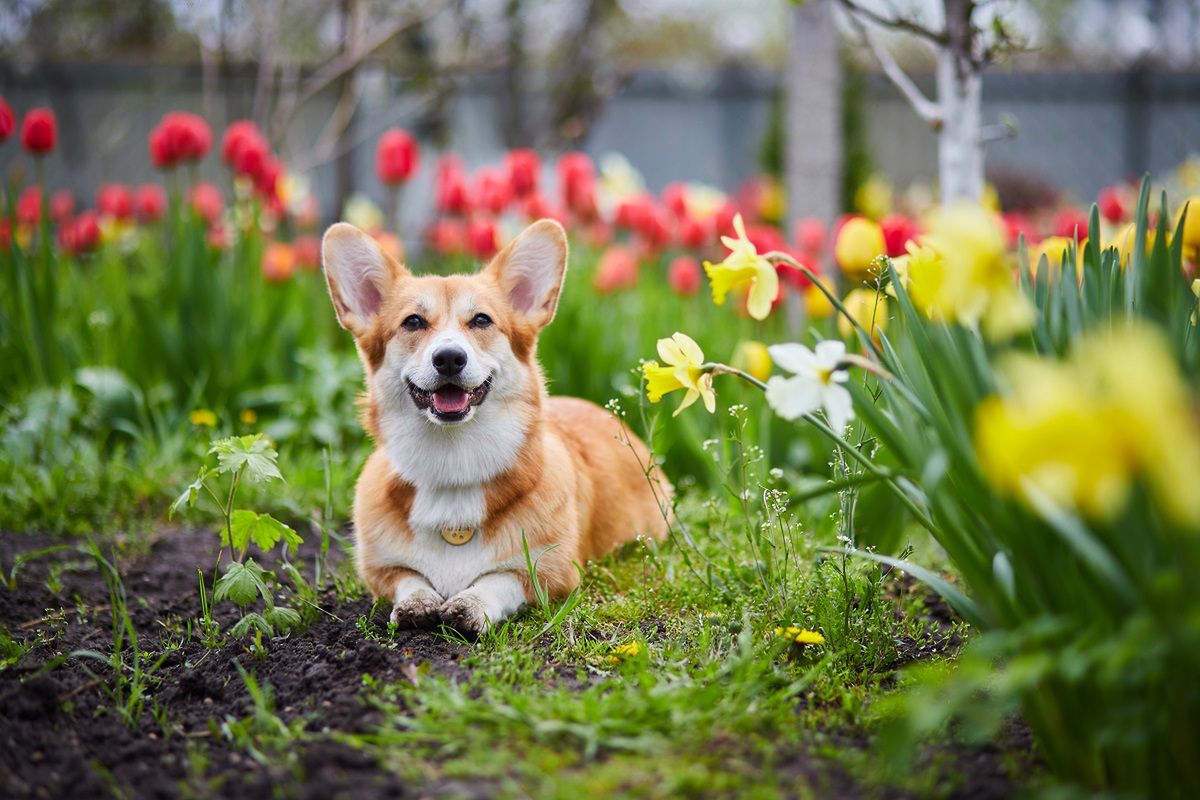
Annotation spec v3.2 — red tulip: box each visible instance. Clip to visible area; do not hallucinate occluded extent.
[745,223,786,255]
[20,108,56,155]
[254,157,283,200]
[713,201,738,240]
[134,184,167,223]
[96,184,134,221]
[661,182,689,219]
[17,187,42,226]
[677,214,710,250]
[0,219,11,251]
[376,129,419,185]
[292,234,321,271]
[1053,208,1089,240]
[49,190,74,225]
[221,121,262,165]
[428,218,466,255]
[72,211,101,254]
[635,202,672,252]
[1098,187,1128,225]
[466,217,499,260]
[521,192,561,223]
[558,152,596,219]
[776,252,814,290]
[1001,212,1039,248]
[505,149,540,199]
[190,182,223,226]
[614,195,651,232]
[58,211,101,256]
[0,98,14,141]
[793,217,826,257]
[148,125,175,169]
[170,112,211,161]
[667,255,701,296]
[879,214,918,258]
[436,157,472,216]
[593,245,639,293]
[475,169,510,216]
[149,112,211,169]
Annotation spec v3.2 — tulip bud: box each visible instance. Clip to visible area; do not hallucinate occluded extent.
[21,108,56,155]
[376,129,420,186]
[667,255,701,296]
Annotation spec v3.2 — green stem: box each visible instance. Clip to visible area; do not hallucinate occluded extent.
[763,250,886,362]
[706,363,941,538]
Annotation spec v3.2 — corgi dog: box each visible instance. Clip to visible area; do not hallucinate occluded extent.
[321,219,671,635]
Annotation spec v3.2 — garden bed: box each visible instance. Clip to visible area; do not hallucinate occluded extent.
[0,530,1031,799]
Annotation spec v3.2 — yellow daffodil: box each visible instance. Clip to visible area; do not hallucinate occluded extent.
[976,324,1200,527]
[975,360,1132,521]
[704,213,779,321]
[190,409,218,428]
[733,340,772,383]
[909,203,1032,341]
[642,332,716,416]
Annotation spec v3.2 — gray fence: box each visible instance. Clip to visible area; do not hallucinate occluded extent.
[1,62,1198,230]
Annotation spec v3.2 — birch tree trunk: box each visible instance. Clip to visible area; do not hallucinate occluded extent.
[936,0,984,204]
[935,50,983,204]
[785,0,842,231]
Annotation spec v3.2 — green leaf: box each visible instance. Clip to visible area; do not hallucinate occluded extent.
[170,468,213,519]
[214,559,272,607]
[209,434,283,483]
[230,612,273,638]
[229,510,299,553]
[264,605,302,634]
[830,546,987,628]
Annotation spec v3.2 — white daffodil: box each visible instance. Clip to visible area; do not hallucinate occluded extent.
[765,340,854,431]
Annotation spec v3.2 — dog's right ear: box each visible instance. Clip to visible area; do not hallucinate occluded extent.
[322,223,408,335]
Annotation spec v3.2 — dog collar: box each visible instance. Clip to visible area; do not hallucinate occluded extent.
[441,527,476,546]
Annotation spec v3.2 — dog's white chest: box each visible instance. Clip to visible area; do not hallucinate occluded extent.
[372,483,514,599]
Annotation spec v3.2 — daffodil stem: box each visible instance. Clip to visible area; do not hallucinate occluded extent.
[762,250,887,363]
[705,362,941,538]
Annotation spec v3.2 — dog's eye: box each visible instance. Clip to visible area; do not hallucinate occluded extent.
[469,313,493,329]
[401,314,426,332]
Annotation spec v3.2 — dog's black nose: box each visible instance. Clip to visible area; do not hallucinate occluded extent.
[432,346,468,377]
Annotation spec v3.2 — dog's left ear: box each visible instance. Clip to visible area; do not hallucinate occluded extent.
[485,219,568,329]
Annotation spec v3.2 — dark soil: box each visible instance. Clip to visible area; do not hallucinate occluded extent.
[0,530,468,799]
[0,530,1033,799]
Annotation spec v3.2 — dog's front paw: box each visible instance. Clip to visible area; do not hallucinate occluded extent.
[389,587,443,629]
[439,594,490,638]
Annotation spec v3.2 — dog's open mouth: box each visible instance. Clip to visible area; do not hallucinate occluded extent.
[407,378,492,421]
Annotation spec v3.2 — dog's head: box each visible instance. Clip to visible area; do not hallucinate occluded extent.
[322,219,567,431]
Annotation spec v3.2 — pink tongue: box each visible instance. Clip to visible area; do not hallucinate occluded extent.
[432,385,470,414]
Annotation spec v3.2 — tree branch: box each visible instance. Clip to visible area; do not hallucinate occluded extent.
[979,117,1017,144]
[843,10,943,128]
[834,0,947,45]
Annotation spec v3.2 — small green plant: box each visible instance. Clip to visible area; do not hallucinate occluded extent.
[520,530,586,638]
[71,540,168,726]
[171,433,304,639]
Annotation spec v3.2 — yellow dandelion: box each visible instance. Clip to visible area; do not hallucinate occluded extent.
[190,409,217,428]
